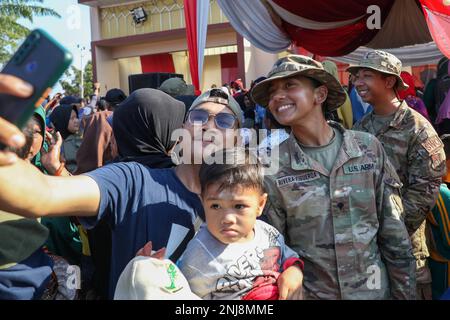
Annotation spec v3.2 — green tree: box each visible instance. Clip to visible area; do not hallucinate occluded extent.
[0,0,60,63]
[59,60,93,99]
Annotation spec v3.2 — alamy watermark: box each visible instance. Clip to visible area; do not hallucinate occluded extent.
[66,265,81,290]
[366,5,381,30]
[66,5,81,31]
[366,265,381,290]
[170,128,281,174]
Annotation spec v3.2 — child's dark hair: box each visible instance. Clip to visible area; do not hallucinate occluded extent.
[199,148,264,196]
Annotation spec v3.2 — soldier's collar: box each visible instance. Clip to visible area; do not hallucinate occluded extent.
[287,121,362,171]
[341,130,363,159]
[288,133,311,171]
[327,121,363,159]
[389,101,409,129]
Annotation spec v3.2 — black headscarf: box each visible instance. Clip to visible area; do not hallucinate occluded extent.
[49,104,78,140]
[113,88,186,168]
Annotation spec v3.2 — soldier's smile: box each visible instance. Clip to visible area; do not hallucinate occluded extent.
[357,89,369,99]
[277,103,296,113]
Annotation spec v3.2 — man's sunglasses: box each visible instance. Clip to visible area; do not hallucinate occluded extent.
[187,109,237,129]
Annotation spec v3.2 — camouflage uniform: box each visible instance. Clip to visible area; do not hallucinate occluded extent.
[252,54,416,299]
[350,51,446,298]
[263,122,416,299]
[353,102,446,293]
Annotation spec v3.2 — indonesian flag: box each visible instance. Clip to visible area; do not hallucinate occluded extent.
[420,0,450,58]
[184,0,210,94]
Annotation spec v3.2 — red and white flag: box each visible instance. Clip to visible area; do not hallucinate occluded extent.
[420,0,450,58]
[184,0,210,94]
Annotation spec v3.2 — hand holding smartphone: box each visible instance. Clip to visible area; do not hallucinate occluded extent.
[0,29,73,129]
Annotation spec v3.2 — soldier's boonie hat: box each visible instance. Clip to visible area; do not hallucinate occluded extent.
[251,54,347,112]
[346,50,409,90]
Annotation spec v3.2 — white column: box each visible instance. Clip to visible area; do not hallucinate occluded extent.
[243,38,278,88]
[95,47,120,92]
[90,7,101,41]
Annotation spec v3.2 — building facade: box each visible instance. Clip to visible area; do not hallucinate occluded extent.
[79,0,281,94]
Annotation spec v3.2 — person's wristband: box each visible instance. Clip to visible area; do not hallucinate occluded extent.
[282,257,304,272]
[54,161,66,176]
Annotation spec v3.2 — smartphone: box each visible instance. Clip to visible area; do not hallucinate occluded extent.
[0,29,73,129]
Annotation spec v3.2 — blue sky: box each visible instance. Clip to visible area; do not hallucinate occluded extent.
[19,0,92,93]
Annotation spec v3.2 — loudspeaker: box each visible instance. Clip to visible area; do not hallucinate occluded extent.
[128,72,184,93]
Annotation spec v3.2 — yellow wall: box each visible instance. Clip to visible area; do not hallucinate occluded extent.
[201,55,222,92]
[170,51,223,92]
[95,30,236,94]
[112,51,224,94]
[118,56,143,95]
[100,0,228,40]
[172,51,192,85]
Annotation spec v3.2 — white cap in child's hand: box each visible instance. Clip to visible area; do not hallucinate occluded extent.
[114,256,200,300]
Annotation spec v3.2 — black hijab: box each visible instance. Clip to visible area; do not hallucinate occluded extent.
[113,88,186,168]
[49,104,78,140]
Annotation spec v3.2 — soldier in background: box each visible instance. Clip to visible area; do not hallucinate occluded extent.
[251,55,416,299]
[350,50,446,300]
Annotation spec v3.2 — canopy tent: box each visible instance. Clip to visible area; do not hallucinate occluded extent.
[216,0,450,65]
[329,42,444,66]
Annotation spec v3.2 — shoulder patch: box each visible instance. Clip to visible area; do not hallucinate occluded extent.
[431,152,446,172]
[421,135,443,154]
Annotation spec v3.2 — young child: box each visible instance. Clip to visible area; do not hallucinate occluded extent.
[177,148,304,300]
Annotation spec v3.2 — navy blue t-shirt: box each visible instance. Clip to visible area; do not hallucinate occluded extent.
[0,249,53,300]
[81,163,204,299]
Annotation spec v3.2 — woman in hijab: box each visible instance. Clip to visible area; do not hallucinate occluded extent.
[48,104,82,173]
[86,88,186,299]
[399,71,431,121]
[44,104,83,272]
[112,88,186,168]
[26,107,48,171]
[74,109,118,175]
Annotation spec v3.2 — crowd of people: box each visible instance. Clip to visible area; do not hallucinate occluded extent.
[0,49,450,301]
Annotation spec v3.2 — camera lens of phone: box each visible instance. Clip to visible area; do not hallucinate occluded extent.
[25,61,38,73]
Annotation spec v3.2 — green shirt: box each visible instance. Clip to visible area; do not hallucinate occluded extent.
[371,112,396,134]
[300,127,343,174]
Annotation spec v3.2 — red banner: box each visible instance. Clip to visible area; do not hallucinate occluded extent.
[183,0,200,94]
[140,53,175,73]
